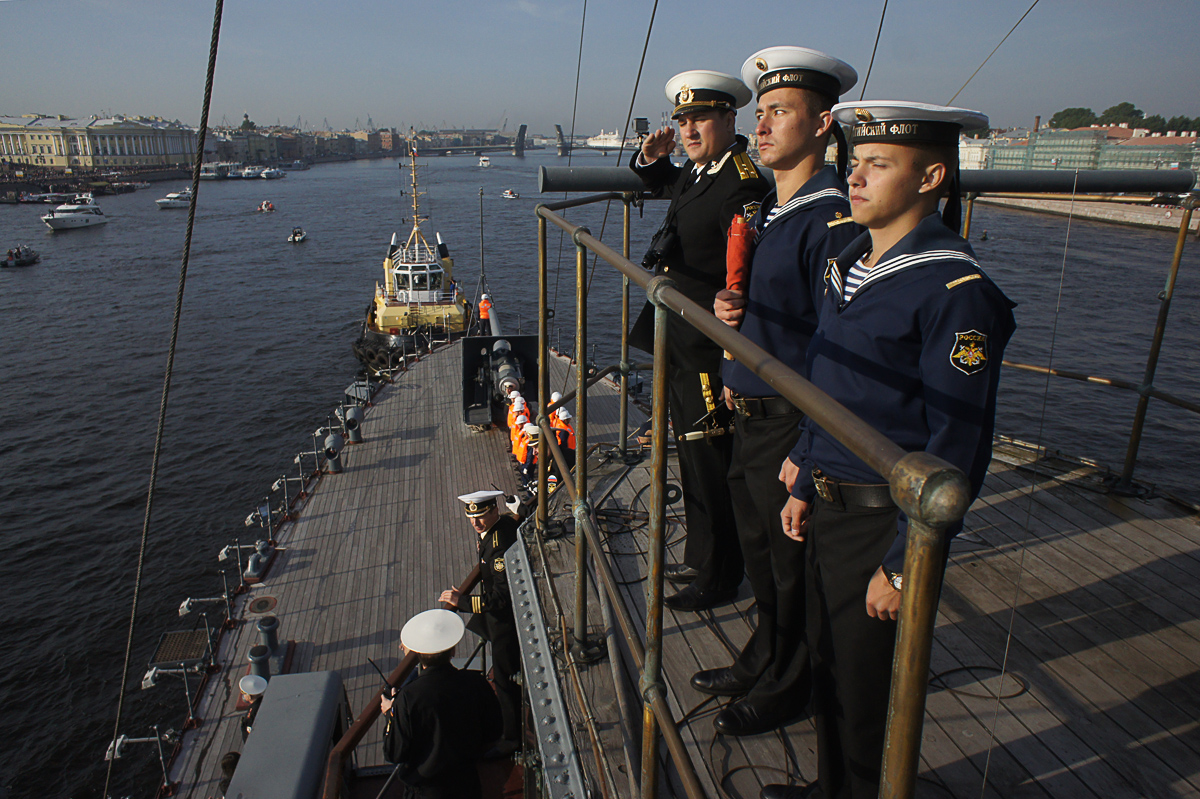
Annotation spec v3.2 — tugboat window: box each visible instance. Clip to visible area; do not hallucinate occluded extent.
[396,272,409,290]
[413,271,427,290]
[429,272,442,291]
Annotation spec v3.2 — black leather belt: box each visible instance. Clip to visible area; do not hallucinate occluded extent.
[812,469,894,509]
[731,393,798,418]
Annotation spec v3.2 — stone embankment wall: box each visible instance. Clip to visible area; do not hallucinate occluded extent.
[977,196,1199,233]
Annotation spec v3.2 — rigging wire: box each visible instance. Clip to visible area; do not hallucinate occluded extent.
[948,0,1042,105]
[978,170,1080,797]
[858,0,889,100]
[551,0,589,336]
[101,1,225,796]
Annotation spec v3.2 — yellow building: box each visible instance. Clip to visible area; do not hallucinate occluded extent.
[0,114,197,171]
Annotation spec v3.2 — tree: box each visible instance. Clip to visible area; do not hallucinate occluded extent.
[1167,115,1197,134]
[1049,107,1097,129]
[1141,114,1167,134]
[1098,102,1143,126]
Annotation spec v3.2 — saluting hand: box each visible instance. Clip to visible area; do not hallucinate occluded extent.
[641,128,676,162]
[866,567,902,621]
[780,496,810,542]
[438,588,462,606]
[714,289,746,327]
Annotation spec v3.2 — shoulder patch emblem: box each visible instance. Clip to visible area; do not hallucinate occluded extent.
[707,150,734,175]
[493,557,506,572]
[742,201,761,219]
[827,216,856,228]
[950,330,989,375]
[946,273,983,290]
[732,151,758,180]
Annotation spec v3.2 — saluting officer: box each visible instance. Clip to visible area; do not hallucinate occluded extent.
[695,46,862,738]
[629,69,770,611]
[439,490,522,752]
[768,103,1016,799]
[381,609,503,798]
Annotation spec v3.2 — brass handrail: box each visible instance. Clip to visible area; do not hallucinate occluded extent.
[534,197,971,799]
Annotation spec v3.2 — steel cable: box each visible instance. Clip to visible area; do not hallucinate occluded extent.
[101,1,225,795]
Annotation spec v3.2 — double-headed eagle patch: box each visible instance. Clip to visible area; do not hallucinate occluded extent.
[950,330,988,375]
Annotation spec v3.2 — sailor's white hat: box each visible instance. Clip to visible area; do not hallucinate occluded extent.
[513,397,526,408]
[665,70,752,119]
[556,407,572,420]
[832,101,989,144]
[401,608,465,654]
[508,390,520,399]
[741,46,857,100]
[239,674,267,697]
[458,489,505,517]
[515,414,528,425]
[550,391,562,403]
[524,423,541,437]
[482,293,491,300]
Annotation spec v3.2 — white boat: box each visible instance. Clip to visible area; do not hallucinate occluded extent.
[155,187,193,209]
[238,166,264,179]
[478,156,491,168]
[502,189,519,199]
[41,194,108,230]
[288,227,307,243]
[280,160,309,171]
[258,200,275,213]
[585,129,627,151]
[260,168,285,179]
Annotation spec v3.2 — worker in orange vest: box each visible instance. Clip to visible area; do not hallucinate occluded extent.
[478,293,493,333]
[507,397,526,432]
[551,407,576,471]
[520,423,540,488]
[511,414,528,460]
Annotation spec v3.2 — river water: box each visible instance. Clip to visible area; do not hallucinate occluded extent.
[0,152,1196,798]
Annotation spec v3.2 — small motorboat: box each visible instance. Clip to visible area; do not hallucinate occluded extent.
[258,200,276,213]
[4,244,40,267]
[260,168,286,179]
[288,227,307,243]
[501,189,519,199]
[478,156,491,168]
[156,187,193,209]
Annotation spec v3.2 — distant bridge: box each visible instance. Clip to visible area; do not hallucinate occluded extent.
[417,125,543,157]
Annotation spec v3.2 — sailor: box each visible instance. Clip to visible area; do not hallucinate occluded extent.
[767,102,1016,799]
[507,397,527,431]
[380,608,503,798]
[629,69,770,610]
[696,46,862,739]
[550,406,576,471]
[521,422,540,486]
[511,414,529,462]
[478,293,493,331]
[438,490,522,751]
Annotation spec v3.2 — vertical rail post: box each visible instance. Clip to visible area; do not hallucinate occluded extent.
[640,295,671,799]
[571,230,592,655]
[1116,197,1194,490]
[619,196,632,459]
[961,193,976,240]
[537,214,550,529]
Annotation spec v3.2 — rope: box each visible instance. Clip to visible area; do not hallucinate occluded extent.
[948,0,1042,105]
[101,1,225,795]
[858,0,889,100]
[550,0,589,334]
[978,169,1079,797]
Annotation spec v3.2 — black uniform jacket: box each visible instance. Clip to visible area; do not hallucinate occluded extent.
[789,213,1017,571]
[721,166,861,397]
[628,136,770,372]
[383,663,503,784]
[456,514,518,645]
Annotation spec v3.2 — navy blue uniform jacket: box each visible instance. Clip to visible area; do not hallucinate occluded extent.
[789,213,1017,572]
[628,136,770,372]
[721,166,861,397]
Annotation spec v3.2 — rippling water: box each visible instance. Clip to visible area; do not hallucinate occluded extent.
[0,153,1196,798]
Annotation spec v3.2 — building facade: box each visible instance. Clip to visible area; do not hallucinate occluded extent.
[0,115,197,170]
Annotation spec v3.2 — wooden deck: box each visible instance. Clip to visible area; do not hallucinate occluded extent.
[535,355,1200,799]
[169,339,1200,799]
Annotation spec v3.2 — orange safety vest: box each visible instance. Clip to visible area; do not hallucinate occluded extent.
[507,404,523,430]
[479,298,492,320]
[513,430,528,463]
[551,417,576,449]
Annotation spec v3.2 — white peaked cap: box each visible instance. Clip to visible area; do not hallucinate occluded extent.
[524,423,541,436]
[556,407,572,420]
[239,675,267,697]
[401,609,465,654]
[740,46,858,100]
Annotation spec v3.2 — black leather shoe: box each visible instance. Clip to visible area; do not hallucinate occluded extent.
[760,783,820,799]
[663,584,737,612]
[483,739,520,760]
[690,667,751,697]
[664,564,700,584]
[714,699,801,736]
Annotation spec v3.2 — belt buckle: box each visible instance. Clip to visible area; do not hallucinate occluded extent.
[732,397,749,418]
[813,471,834,503]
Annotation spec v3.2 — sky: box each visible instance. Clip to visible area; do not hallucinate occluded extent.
[2,0,1198,136]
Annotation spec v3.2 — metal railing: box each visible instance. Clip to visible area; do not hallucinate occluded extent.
[533,193,974,799]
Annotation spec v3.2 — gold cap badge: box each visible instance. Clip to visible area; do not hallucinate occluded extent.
[855,108,874,122]
[679,85,693,103]
[754,57,768,71]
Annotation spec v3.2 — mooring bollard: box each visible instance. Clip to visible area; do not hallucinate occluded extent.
[257,614,280,656]
[247,645,271,681]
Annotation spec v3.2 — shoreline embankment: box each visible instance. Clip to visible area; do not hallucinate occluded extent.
[977,196,1199,234]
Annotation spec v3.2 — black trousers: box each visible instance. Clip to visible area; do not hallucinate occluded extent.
[806,497,900,799]
[668,366,742,591]
[725,409,811,716]
[470,613,522,743]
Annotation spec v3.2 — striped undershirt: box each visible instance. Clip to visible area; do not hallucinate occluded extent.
[842,257,872,302]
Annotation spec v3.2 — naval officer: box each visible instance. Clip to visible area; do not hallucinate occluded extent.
[629,69,770,610]
[694,46,862,738]
[438,490,522,751]
[381,608,503,798]
[765,102,1016,799]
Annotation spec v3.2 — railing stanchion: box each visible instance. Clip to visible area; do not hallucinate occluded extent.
[537,213,549,528]
[640,296,671,799]
[1117,195,1195,491]
[572,231,592,655]
[619,196,632,459]
[961,192,976,239]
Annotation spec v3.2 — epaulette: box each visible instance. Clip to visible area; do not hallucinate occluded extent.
[732,152,758,180]
[827,214,855,228]
[946,273,982,290]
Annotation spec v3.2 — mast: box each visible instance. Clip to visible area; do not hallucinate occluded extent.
[402,132,433,258]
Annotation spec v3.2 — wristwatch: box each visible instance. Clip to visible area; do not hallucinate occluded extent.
[884,567,903,592]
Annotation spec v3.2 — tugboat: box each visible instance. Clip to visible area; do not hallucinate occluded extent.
[3,244,40,267]
[41,194,108,230]
[352,145,471,369]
